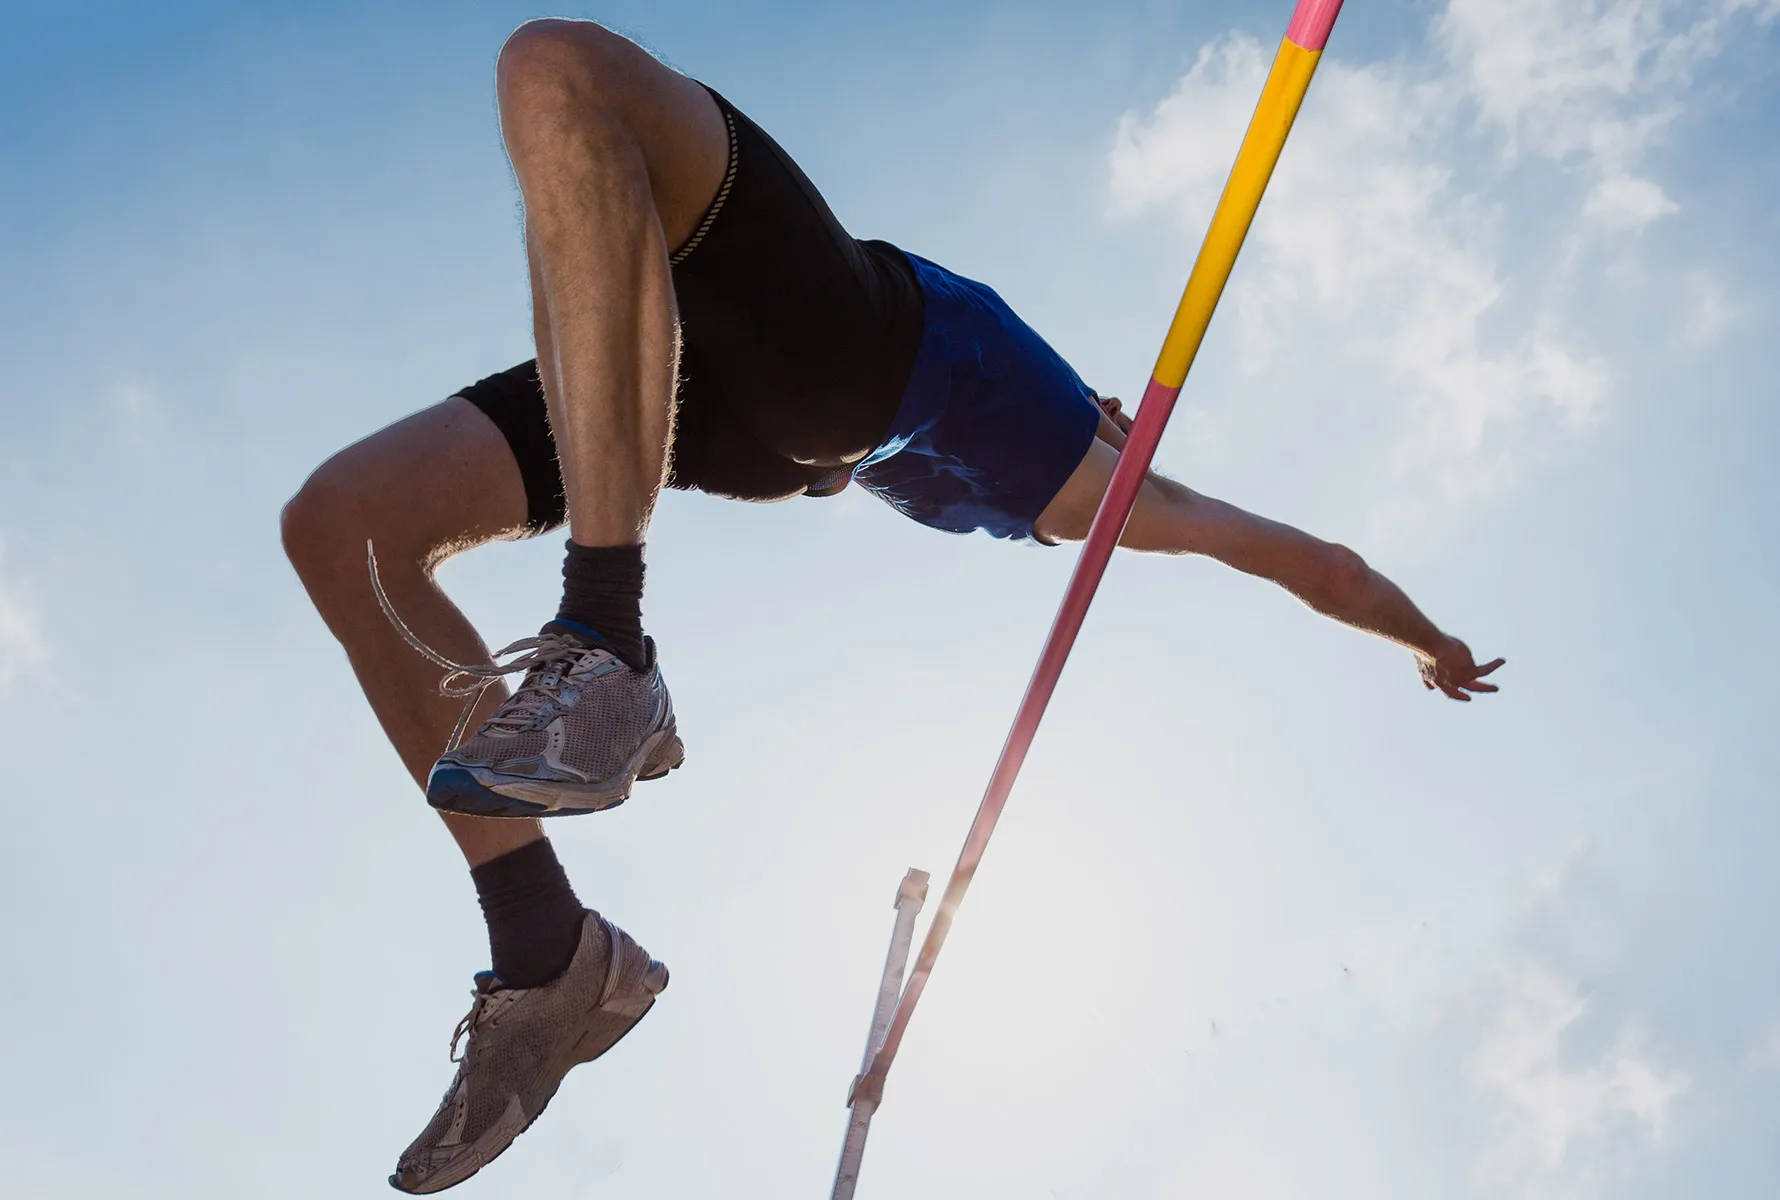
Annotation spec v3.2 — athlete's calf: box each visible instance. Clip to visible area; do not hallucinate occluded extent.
[280,398,542,865]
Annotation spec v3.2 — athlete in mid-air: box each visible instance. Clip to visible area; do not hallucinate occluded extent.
[281,20,1503,1193]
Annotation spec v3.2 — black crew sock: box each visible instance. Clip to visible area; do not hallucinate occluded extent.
[470,839,590,989]
[557,540,647,670]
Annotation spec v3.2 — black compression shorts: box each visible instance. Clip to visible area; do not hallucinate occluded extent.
[457,86,926,533]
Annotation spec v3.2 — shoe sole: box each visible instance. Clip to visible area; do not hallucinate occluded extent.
[427,728,685,819]
[390,956,670,1195]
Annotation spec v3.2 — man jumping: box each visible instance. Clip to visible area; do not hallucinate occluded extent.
[280,20,1503,1193]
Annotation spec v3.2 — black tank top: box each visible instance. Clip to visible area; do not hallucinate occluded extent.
[669,90,925,474]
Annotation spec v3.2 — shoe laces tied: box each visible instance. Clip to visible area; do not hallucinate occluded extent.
[366,541,613,750]
[449,983,521,1063]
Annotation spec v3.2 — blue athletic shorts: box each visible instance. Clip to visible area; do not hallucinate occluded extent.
[852,253,1102,543]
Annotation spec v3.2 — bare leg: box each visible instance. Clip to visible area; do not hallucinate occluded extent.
[495,20,730,545]
[281,398,547,865]
[1035,437,1504,697]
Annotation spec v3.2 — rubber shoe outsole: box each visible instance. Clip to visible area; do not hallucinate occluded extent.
[427,731,685,819]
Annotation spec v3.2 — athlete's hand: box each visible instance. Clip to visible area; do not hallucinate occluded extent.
[1096,394,1134,433]
[1418,637,1505,702]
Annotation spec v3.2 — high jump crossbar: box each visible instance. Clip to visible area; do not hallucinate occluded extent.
[834,0,1348,1178]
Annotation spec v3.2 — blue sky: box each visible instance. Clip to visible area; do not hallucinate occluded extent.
[3,1,1778,1197]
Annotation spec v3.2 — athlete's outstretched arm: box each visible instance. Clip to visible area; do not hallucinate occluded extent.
[1039,402,1504,700]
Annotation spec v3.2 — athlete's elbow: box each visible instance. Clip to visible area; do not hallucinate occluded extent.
[1313,544,1370,612]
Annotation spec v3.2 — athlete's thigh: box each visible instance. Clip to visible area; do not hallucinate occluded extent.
[295,398,532,563]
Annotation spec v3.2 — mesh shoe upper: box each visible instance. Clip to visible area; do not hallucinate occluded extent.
[439,626,675,790]
[391,913,668,1194]
[368,545,684,816]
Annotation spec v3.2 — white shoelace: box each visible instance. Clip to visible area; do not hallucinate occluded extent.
[449,984,522,1062]
[366,540,611,750]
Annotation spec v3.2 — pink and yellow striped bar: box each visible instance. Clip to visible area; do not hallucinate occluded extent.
[1286,0,1342,51]
[852,0,1345,1112]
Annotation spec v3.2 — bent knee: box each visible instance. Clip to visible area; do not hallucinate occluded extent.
[496,19,647,115]
[280,464,370,588]
[281,458,432,593]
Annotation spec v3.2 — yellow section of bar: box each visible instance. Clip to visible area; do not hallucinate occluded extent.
[1152,39,1322,390]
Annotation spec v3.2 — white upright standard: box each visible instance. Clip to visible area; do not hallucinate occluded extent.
[830,868,930,1200]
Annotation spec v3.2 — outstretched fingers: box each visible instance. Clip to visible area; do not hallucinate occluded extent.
[1421,650,1506,702]
[1457,657,1506,696]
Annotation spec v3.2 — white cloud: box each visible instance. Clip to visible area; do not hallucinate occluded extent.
[1678,270,1739,350]
[1109,34,1602,502]
[0,546,49,694]
[1107,0,1770,508]
[1467,959,1688,1198]
[1750,1019,1780,1070]
[1582,174,1678,231]
[114,381,158,424]
[1452,844,1693,1199]
[1441,0,1780,169]
[1109,35,1269,230]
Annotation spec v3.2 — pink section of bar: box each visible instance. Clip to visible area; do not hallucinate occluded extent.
[1285,0,1342,50]
[862,374,1185,1093]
